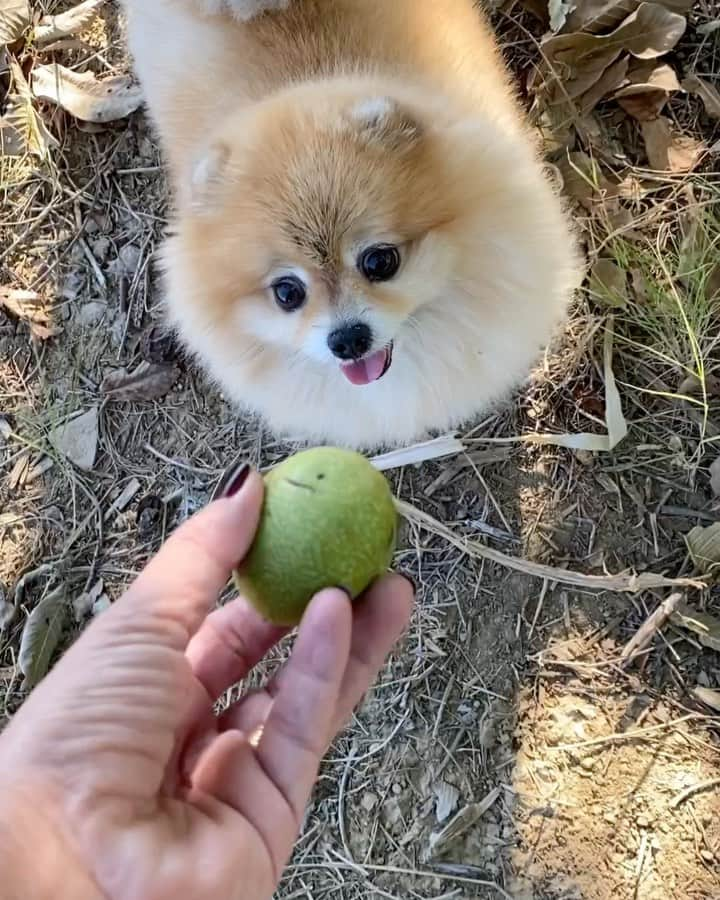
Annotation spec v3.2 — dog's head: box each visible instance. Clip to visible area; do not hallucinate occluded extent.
[169,81,579,388]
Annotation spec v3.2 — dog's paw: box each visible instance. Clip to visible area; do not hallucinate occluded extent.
[195,0,290,21]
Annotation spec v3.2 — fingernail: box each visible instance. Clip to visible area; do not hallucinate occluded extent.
[398,572,418,595]
[214,462,251,501]
[331,585,353,600]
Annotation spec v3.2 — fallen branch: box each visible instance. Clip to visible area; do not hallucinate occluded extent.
[669,778,720,810]
[621,592,684,666]
[396,500,706,595]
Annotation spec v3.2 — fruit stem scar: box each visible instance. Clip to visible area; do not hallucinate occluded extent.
[284,478,317,493]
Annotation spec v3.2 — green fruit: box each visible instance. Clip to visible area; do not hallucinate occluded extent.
[234,447,397,626]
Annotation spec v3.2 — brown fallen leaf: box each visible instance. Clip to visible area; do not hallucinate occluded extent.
[548,0,574,32]
[8,59,59,158]
[615,61,681,120]
[35,0,104,45]
[640,117,705,172]
[0,286,61,340]
[685,523,720,579]
[588,258,629,308]
[693,686,720,713]
[535,3,686,107]
[565,0,692,34]
[578,55,630,114]
[19,587,68,689]
[558,151,610,208]
[697,20,720,36]
[0,0,30,45]
[682,74,720,120]
[102,362,180,402]
[671,600,720,651]
[32,63,143,123]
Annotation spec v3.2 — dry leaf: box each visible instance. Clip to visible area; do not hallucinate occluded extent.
[434,781,461,824]
[537,3,687,106]
[549,0,575,32]
[425,789,501,861]
[671,601,720,651]
[8,59,59,158]
[641,117,705,172]
[697,20,720,36]
[19,587,68,689]
[565,0,692,34]
[589,258,629,308]
[102,362,180,402]
[558,151,612,208]
[371,434,465,472]
[32,63,143,123]
[526,321,628,451]
[685,523,720,577]
[615,61,680,120]
[578,55,630,114]
[0,0,30,44]
[710,458,720,498]
[72,579,105,621]
[693,686,720,712]
[0,286,61,339]
[50,407,99,471]
[35,0,104,45]
[682,74,720,120]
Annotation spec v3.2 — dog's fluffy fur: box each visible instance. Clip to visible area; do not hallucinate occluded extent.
[123,0,581,449]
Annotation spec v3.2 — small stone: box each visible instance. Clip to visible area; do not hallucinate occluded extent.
[50,407,99,471]
[360,792,378,813]
[700,849,715,864]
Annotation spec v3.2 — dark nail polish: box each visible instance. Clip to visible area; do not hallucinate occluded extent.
[214,462,250,501]
[398,571,418,594]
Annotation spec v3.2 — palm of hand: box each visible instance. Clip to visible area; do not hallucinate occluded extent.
[0,475,412,900]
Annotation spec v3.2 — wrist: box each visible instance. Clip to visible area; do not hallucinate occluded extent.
[0,778,102,900]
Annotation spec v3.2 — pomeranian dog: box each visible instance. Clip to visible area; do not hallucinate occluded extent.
[123,0,581,450]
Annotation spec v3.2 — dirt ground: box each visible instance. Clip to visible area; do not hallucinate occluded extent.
[1,2,720,898]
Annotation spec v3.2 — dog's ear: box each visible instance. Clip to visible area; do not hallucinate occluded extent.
[189,140,231,209]
[347,97,423,152]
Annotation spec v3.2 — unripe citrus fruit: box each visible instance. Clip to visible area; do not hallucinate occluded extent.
[234,447,397,626]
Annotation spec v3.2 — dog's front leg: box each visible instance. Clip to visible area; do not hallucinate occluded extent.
[192,0,290,21]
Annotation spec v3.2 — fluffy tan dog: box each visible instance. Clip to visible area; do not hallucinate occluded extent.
[123,0,581,449]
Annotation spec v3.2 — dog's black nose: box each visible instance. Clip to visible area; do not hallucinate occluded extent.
[328,322,373,361]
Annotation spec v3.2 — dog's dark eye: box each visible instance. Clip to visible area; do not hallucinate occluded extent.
[272,276,307,312]
[359,245,401,282]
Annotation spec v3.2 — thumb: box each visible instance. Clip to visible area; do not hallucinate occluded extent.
[116,470,264,648]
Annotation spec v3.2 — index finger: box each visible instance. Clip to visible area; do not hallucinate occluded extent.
[119,472,265,650]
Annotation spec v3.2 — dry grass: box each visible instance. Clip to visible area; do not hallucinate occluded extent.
[2,2,720,898]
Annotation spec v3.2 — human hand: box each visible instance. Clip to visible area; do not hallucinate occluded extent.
[0,470,413,900]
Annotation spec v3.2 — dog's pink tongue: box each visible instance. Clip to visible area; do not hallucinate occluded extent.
[341,349,388,386]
